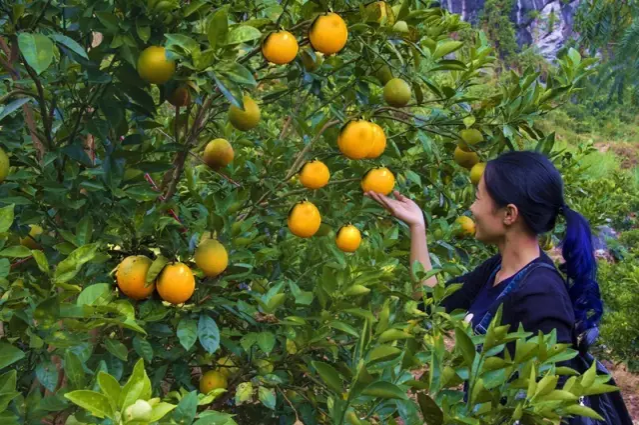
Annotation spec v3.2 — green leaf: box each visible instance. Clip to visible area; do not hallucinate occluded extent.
[212,73,243,109]
[119,359,151,409]
[36,362,59,392]
[149,402,177,422]
[343,308,376,322]
[50,33,89,59]
[207,5,229,50]
[0,98,31,122]
[77,283,112,306]
[54,243,100,283]
[377,328,413,344]
[76,216,93,246]
[224,63,257,86]
[133,337,154,363]
[235,382,253,405]
[564,404,604,421]
[367,345,402,364]
[17,33,54,75]
[146,255,168,284]
[177,318,198,351]
[97,372,121,410]
[64,352,85,388]
[257,332,275,355]
[417,393,443,425]
[105,339,128,361]
[311,361,343,393]
[455,327,476,366]
[0,245,32,258]
[173,391,198,424]
[362,381,408,400]
[225,25,262,45]
[258,386,276,410]
[433,41,463,60]
[165,34,200,56]
[0,204,14,232]
[64,391,114,419]
[31,250,49,274]
[0,343,25,369]
[198,315,220,354]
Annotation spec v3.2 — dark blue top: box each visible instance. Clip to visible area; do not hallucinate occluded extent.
[466,257,542,329]
[441,252,576,345]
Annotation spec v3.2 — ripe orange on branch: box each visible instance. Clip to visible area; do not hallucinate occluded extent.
[454,146,479,169]
[116,255,155,300]
[336,225,362,252]
[195,239,228,278]
[367,122,387,158]
[288,200,321,238]
[229,96,261,131]
[262,31,299,64]
[203,138,234,169]
[361,167,395,195]
[309,12,348,55]
[137,46,175,85]
[156,262,196,304]
[338,120,374,159]
[299,160,330,189]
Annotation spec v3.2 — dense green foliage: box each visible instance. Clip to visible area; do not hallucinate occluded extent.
[0,0,628,424]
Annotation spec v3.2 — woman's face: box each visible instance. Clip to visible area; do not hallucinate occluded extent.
[470,176,507,243]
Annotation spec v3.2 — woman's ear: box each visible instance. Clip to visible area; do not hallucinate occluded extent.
[503,203,519,226]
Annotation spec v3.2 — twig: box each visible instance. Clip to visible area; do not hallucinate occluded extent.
[239,119,339,219]
[187,151,241,187]
[30,0,53,29]
[21,59,53,148]
[276,384,300,422]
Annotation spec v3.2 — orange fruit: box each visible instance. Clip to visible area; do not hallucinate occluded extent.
[262,31,299,65]
[455,216,476,237]
[167,85,191,107]
[115,255,155,300]
[367,122,387,158]
[336,225,362,252]
[453,146,479,169]
[309,13,348,55]
[216,356,239,378]
[383,78,411,107]
[228,96,261,131]
[20,224,43,249]
[199,370,228,393]
[203,138,234,169]
[137,46,176,85]
[338,120,374,160]
[459,129,484,151]
[0,147,9,183]
[156,262,196,305]
[470,162,486,185]
[361,167,395,195]
[299,160,330,189]
[194,239,228,278]
[288,200,321,238]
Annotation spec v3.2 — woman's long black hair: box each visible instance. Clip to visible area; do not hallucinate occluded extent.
[483,151,603,335]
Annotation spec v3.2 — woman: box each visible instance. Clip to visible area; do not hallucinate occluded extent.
[366,151,600,342]
[366,151,633,424]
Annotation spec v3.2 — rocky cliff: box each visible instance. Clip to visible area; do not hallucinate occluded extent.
[441,0,581,59]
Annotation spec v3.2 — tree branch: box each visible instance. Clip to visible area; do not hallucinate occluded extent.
[0,36,47,160]
[239,119,340,219]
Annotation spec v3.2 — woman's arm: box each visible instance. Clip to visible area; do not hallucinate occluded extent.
[365,191,438,298]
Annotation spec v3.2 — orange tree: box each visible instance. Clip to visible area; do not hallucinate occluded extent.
[0,1,612,425]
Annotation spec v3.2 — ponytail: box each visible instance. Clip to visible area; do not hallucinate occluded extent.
[560,205,603,335]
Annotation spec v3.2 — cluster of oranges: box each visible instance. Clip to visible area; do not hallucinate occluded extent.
[115,238,228,304]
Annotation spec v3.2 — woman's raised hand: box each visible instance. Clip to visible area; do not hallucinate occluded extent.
[365,190,425,229]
